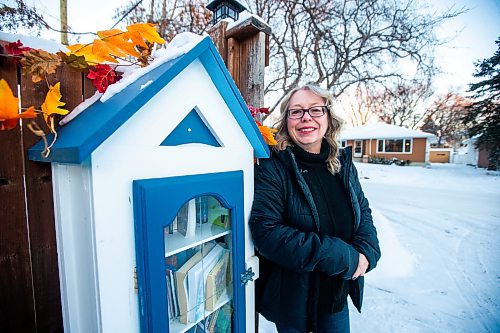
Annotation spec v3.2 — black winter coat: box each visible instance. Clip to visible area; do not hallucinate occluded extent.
[249,146,381,332]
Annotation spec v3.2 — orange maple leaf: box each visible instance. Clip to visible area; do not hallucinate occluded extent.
[258,125,278,145]
[126,23,165,45]
[125,30,148,49]
[0,79,36,130]
[97,29,141,58]
[41,82,69,124]
[67,43,109,64]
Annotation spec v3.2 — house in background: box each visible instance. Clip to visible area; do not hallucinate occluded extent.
[339,123,436,164]
[453,134,491,168]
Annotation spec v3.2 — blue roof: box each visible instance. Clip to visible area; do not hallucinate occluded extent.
[28,36,270,164]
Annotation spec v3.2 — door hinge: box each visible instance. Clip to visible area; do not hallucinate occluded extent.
[240,267,255,286]
[134,267,138,293]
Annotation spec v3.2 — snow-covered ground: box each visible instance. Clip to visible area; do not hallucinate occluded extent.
[259,163,500,332]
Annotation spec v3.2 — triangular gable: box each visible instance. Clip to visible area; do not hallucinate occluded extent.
[160,108,221,147]
[28,36,269,164]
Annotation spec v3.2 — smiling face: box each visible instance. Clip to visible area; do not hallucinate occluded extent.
[286,88,329,153]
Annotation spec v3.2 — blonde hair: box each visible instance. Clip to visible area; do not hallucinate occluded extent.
[274,84,344,174]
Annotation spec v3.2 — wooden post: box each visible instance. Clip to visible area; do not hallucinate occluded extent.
[60,0,68,45]
[209,16,271,108]
[207,21,230,65]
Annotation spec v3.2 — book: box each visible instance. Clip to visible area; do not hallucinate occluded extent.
[186,244,226,323]
[207,197,230,229]
[176,199,197,238]
[176,202,189,237]
[175,242,216,324]
[196,196,209,224]
[205,250,230,311]
[213,303,232,333]
[166,268,180,318]
[212,214,230,229]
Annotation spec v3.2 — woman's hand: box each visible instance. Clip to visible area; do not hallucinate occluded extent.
[352,253,369,280]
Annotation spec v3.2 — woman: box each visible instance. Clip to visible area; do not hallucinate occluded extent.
[249,84,381,333]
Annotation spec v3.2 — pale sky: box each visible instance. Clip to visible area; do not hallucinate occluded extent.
[4,0,500,93]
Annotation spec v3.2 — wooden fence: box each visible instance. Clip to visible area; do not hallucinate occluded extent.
[0,18,269,332]
[0,41,97,331]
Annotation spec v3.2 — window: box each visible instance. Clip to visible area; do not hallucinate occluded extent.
[354,140,362,154]
[340,140,347,148]
[385,139,403,152]
[377,138,412,153]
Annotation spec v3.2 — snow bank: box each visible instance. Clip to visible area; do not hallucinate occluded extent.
[370,209,416,279]
[356,162,500,194]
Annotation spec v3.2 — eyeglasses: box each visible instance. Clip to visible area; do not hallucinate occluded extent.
[287,106,329,119]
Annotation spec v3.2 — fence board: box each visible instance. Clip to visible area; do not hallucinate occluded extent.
[0,60,37,331]
[20,68,74,333]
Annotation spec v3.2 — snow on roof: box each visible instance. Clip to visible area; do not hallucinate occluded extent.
[226,11,269,30]
[28,36,270,163]
[57,32,204,125]
[340,123,435,140]
[0,32,67,53]
[462,133,482,144]
[100,32,204,103]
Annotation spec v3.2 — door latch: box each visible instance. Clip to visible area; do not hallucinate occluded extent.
[240,267,255,286]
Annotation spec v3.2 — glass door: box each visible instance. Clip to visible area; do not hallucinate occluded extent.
[133,171,245,333]
[165,195,233,333]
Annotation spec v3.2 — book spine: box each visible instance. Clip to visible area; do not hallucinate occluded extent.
[186,199,197,238]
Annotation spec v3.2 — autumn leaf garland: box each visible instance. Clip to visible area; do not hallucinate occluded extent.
[0,23,165,156]
[0,23,277,156]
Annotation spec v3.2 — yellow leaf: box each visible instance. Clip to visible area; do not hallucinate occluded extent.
[126,23,165,45]
[41,82,69,124]
[258,125,278,145]
[97,29,141,58]
[67,43,108,64]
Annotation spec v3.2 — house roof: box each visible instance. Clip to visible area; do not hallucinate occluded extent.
[28,36,270,164]
[340,123,435,140]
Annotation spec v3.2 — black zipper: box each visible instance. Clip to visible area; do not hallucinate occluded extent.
[286,148,321,232]
[342,150,359,232]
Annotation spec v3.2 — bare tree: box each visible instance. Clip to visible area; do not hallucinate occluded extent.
[422,92,471,147]
[373,79,432,129]
[0,0,45,32]
[340,83,384,127]
[243,0,463,114]
[114,0,211,42]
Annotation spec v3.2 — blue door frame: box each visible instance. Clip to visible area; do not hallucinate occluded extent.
[133,171,246,333]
